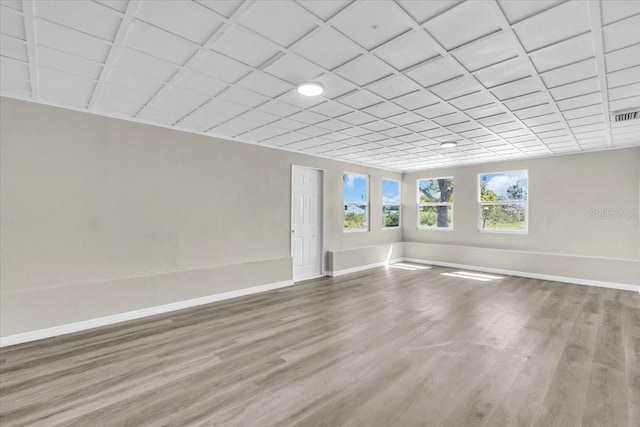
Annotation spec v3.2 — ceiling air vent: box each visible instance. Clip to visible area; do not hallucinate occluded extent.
[613,109,640,122]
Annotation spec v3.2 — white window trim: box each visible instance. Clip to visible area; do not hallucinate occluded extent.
[417,177,454,231]
[343,172,369,233]
[477,170,529,234]
[382,178,401,230]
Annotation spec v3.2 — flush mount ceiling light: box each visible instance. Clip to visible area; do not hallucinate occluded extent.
[297,82,324,97]
[440,141,458,148]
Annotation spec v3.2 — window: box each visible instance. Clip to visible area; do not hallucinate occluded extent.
[417,177,453,230]
[479,170,528,232]
[382,179,400,228]
[343,172,368,232]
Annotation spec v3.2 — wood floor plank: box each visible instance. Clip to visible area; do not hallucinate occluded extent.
[1,265,638,426]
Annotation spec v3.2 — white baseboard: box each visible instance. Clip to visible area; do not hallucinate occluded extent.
[326,258,404,277]
[402,258,640,293]
[0,280,294,348]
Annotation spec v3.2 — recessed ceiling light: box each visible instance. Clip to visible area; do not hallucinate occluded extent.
[440,141,458,148]
[297,82,324,97]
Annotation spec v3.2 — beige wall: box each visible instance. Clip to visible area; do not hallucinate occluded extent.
[2,96,637,338]
[402,148,640,285]
[0,97,401,337]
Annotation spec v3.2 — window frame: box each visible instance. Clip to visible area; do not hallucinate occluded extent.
[477,170,529,234]
[343,172,369,233]
[417,176,454,231]
[382,178,401,230]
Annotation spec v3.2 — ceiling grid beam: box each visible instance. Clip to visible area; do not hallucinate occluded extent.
[392,0,551,157]
[485,0,583,152]
[586,0,613,147]
[88,0,141,109]
[21,0,39,99]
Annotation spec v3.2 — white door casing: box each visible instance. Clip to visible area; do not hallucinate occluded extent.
[291,165,323,281]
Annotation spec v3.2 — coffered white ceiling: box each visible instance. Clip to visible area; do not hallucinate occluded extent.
[1,0,639,171]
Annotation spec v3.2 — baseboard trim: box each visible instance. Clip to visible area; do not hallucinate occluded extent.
[402,258,640,293]
[0,280,294,348]
[326,258,404,277]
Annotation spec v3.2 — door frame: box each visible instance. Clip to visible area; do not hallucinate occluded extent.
[291,164,326,281]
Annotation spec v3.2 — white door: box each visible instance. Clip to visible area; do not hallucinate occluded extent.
[291,165,323,281]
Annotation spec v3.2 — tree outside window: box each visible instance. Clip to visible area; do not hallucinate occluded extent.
[417,177,454,230]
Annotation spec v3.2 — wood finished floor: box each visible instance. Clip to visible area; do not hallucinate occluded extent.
[1,264,639,427]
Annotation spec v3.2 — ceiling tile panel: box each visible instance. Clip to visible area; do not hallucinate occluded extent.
[337,90,384,110]
[125,20,197,65]
[406,57,460,88]
[374,30,439,71]
[429,75,480,100]
[602,15,640,53]
[549,77,600,101]
[0,6,25,40]
[607,66,640,89]
[473,56,530,88]
[276,89,326,109]
[334,1,411,50]
[159,85,211,109]
[196,0,243,19]
[137,100,195,126]
[1,34,28,62]
[609,95,640,112]
[365,75,422,99]
[115,47,179,82]
[38,68,95,108]
[605,44,640,73]
[95,96,142,117]
[0,56,28,84]
[264,53,325,85]
[608,82,640,101]
[296,0,351,21]
[34,0,122,41]
[218,86,269,108]
[512,1,590,52]
[386,111,423,126]
[335,55,392,86]
[258,100,300,117]
[2,0,638,172]
[238,1,316,47]
[452,32,517,72]
[36,45,103,80]
[173,70,228,97]
[311,101,353,118]
[497,0,564,24]
[502,91,548,111]
[136,0,223,45]
[363,102,405,119]
[415,102,458,119]
[95,1,128,13]
[562,104,603,120]
[555,92,602,111]
[540,59,598,89]
[212,27,280,68]
[239,72,292,98]
[600,0,640,26]
[294,28,361,70]
[425,1,500,50]
[1,1,22,13]
[397,0,463,24]
[35,20,111,62]
[529,33,594,73]
[393,90,441,111]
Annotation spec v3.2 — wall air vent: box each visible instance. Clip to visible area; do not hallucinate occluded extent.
[613,109,639,122]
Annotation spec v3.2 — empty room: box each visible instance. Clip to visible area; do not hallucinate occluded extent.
[1,0,639,425]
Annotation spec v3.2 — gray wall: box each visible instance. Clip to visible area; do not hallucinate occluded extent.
[402,147,640,284]
[0,97,402,337]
